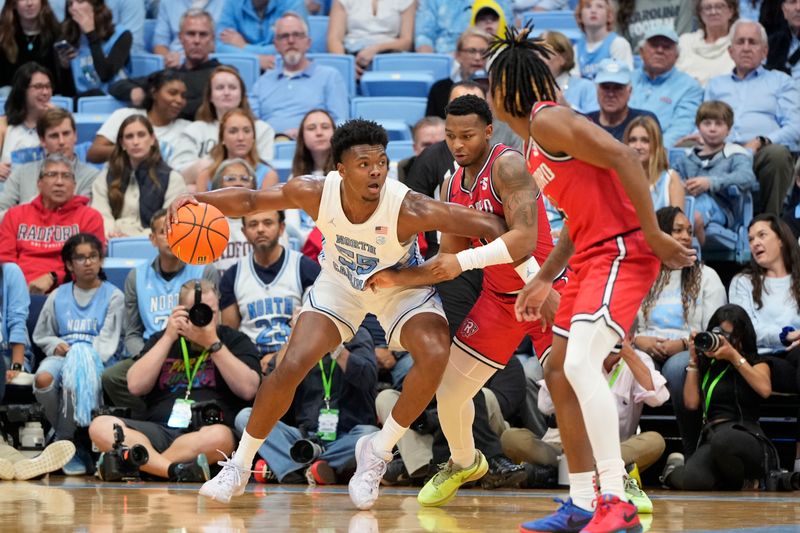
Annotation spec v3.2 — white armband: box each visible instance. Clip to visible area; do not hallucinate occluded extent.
[455,238,513,271]
[514,255,541,283]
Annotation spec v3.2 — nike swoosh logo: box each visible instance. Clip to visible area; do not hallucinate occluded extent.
[567,516,589,528]
[623,512,637,522]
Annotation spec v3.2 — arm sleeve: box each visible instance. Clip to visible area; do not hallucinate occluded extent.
[768,74,800,148]
[663,81,703,147]
[87,30,132,82]
[218,265,238,310]
[94,289,125,362]
[83,207,108,249]
[630,351,670,407]
[729,274,779,350]
[32,292,64,356]
[122,268,145,358]
[162,171,188,209]
[414,0,436,50]
[298,256,321,291]
[0,168,23,216]
[610,36,634,69]
[90,169,115,238]
[108,77,146,104]
[709,153,757,193]
[3,263,30,345]
[0,211,17,264]
[359,313,388,347]
[342,326,378,391]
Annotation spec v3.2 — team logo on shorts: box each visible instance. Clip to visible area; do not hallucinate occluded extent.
[460,318,479,337]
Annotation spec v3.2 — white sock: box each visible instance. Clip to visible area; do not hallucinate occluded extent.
[569,471,597,511]
[597,458,625,498]
[232,430,264,469]
[371,413,407,456]
[794,458,800,472]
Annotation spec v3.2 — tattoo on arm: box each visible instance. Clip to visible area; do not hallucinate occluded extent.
[495,154,539,231]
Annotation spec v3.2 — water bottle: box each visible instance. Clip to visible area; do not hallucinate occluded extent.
[19,422,45,450]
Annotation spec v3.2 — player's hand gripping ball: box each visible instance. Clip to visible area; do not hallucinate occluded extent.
[168,203,230,265]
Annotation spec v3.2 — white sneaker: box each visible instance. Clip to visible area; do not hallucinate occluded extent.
[15,441,76,481]
[0,457,14,480]
[348,434,390,510]
[199,453,251,503]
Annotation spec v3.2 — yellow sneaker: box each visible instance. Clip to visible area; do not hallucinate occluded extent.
[624,474,653,514]
[417,451,488,507]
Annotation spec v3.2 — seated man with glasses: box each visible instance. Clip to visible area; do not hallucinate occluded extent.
[0,153,105,294]
[251,12,348,140]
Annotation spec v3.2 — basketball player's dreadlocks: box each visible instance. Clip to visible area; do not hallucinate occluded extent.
[486,23,559,118]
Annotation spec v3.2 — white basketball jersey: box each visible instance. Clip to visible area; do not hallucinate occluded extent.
[315,171,422,292]
[234,249,303,355]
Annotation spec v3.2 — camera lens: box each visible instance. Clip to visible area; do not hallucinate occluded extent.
[127,444,149,467]
[189,303,214,327]
[694,331,719,352]
[290,439,323,464]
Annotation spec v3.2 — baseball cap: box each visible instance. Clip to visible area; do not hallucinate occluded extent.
[642,25,679,45]
[594,59,631,85]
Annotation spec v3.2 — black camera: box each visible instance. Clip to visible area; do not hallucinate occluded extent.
[765,469,800,491]
[0,404,46,450]
[91,406,131,419]
[188,280,213,327]
[290,438,324,464]
[694,327,727,353]
[97,424,149,481]
[190,400,224,430]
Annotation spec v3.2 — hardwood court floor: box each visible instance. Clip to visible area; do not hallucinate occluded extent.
[0,478,798,532]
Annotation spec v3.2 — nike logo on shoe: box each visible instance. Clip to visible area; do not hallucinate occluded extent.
[623,511,637,522]
[567,516,590,529]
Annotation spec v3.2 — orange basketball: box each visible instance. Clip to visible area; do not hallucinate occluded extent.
[168,203,230,265]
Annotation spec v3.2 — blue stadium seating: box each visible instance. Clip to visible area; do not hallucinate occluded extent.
[386,140,414,162]
[74,113,109,143]
[308,16,329,53]
[104,258,148,291]
[77,95,125,114]
[668,147,687,168]
[144,19,156,53]
[359,71,435,98]
[74,141,103,169]
[274,141,296,160]
[1,96,75,112]
[372,53,453,81]
[129,53,165,77]
[272,159,293,183]
[108,236,157,261]
[522,10,579,32]
[702,185,757,263]
[350,97,426,127]
[210,53,261,90]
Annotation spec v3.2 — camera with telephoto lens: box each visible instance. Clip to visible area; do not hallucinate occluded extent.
[765,469,800,491]
[694,327,728,354]
[188,280,213,327]
[0,404,46,451]
[290,437,324,464]
[97,424,149,481]
[190,400,224,430]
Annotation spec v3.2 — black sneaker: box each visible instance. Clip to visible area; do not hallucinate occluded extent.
[522,462,558,489]
[382,456,411,486]
[171,454,210,483]
[480,454,528,489]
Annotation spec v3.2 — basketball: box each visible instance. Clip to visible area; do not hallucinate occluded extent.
[168,203,230,265]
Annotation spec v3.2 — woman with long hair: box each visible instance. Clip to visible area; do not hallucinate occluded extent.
[58,0,132,96]
[676,0,738,86]
[624,115,685,212]
[636,206,726,455]
[195,108,277,192]
[90,114,186,237]
[33,232,123,475]
[87,69,189,165]
[174,66,274,183]
[573,0,633,79]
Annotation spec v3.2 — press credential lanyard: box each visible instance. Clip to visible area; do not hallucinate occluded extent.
[608,360,625,389]
[701,360,730,419]
[180,337,209,400]
[319,358,337,407]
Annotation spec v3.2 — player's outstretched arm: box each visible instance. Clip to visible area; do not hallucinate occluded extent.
[492,150,539,262]
[399,190,507,242]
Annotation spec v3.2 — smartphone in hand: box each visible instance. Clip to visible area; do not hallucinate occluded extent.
[54,40,74,54]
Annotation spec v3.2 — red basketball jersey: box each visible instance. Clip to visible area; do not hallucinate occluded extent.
[525,102,640,252]
[447,143,555,294]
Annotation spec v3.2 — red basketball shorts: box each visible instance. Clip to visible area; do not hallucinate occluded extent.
[552,230,660,340]
[454,276,569,369]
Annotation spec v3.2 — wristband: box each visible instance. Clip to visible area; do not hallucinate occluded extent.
[455,238,513,271]
[686,365,698,373]
[514,255,541,283]
[331,344,346,360]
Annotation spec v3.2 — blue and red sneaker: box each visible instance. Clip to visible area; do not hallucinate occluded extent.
[580,494,642,533]
[519,498,594,533]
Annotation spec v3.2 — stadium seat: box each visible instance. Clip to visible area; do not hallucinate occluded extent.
[522,10,579,32]
[144,19,156,52]
[73,141,102,169]
[210,53,261,90]
[0,96,71,113]
[129,53,165,77]
[107,236,157,261]
[308,16,329,53]
[104,258,148,291]
[386,140,414,162]
[372,53,453,81]
[702,184,757,263]
[359,71,435,98]
[668,147,687,168]
[272,159,293,183]
[77,95,126,114]
[350,97,426,127]
[274,141,296,160]
[74,113,109,144]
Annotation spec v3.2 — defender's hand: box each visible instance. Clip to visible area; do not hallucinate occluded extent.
[645,231,696,270]
[514,278,551,323]
[366,269,399,293]
[167,194,199,235]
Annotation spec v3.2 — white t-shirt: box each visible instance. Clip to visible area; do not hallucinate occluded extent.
[339,0,414,53]
[170,119,275,170]
[1,124,40,164]
[729,274,800,353]
[96,108,191,166]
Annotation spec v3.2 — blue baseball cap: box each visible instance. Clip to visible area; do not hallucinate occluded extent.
[594,59,631,85]
[642,25,679,45]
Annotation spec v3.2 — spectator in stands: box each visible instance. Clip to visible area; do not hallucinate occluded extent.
[327,0,415,78]
[91,115,186,238]
[171,66,275,181]
[0,108,98,221]
[573,0,633,80]
[102,209,218,419]
[193,108,277,191]
[425,28,492,119]
[782,159,800,239]
[90,70,190,165]
[676,0,738,86]
[512,0,568,17]
[50,0,144,53]
[623,115,685,212]
[0,64,58,171]
[469,1,507,39]
[414,0,512,54]
[110,9,220,121]
[398,116,445,183]
[251,12,347,140]
[586,58,658,142]
[0,0,69,94]
[216,0,308,72]
[629,26,704,148]
[635,206,726,456]
[34,232,124,474]
[766,0,800,80]
[0,262,31,384]
[58,0,132,96]
[237,322,377,484]
[153,0,225,65]
[88,279,261,482]
[208,159,260,271]
[0,153,105,293]
[740,0,763,20]
[673,101,757,245]
[541,31,598,113]
[704,20,799,216]
[615,0,695,51]
[661,304,773,490]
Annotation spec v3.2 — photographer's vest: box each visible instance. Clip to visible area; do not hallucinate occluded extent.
[55,281,115,346]
[136,262,206,341]
[70,25,129,94]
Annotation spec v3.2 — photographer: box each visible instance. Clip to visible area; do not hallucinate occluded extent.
[661,304,773,491]
[88,279,260,482]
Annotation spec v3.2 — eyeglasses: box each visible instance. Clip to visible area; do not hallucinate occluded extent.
[221,174,254,183]
[71,253,100,265]
[29,83,52,91]
[458,47,489,57]
[40,170,75,181]
[276,31,307,41]
[700,2,729,13]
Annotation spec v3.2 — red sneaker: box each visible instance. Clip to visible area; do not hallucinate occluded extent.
[253,459,276,483]
[580,494,642,533]
[309,460,336,485]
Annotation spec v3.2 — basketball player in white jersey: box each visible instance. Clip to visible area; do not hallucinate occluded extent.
[168,119,526,509]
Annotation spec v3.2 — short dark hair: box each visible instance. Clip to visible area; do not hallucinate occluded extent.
[449,80,485,100]
[330,119,388,165]
[149,208,169,232]
[143,70,186,111]
[445,94,493,125]
[242,210,286,226]
[37,108,76,138]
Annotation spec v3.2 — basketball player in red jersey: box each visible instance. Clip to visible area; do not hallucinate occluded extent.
[485,26,696,533]
[367,94,564,506]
